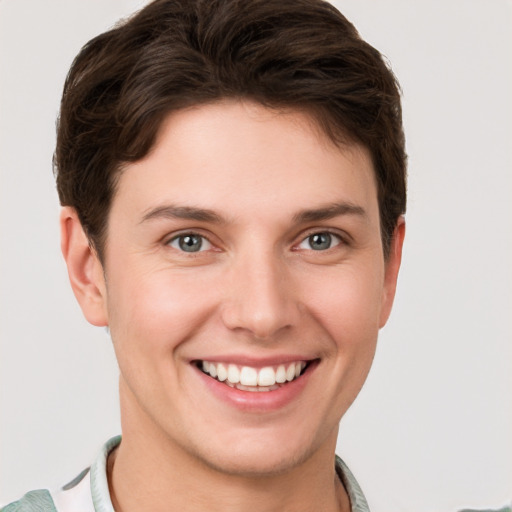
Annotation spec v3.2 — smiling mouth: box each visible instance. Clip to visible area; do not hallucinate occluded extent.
[196,360,311,392]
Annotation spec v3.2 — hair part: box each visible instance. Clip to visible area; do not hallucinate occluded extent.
[54,0,407,261]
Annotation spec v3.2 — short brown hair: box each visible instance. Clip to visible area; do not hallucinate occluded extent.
[54,0,406,260]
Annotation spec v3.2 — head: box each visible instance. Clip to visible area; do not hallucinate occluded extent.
[56,0,406,478]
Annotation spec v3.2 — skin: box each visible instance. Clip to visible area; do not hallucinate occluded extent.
[61,100,405,512]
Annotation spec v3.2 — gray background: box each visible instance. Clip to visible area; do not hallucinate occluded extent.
[1,1,511,510]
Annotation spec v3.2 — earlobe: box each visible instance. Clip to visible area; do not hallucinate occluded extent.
[379,217,406,328]
[60,207,108,327]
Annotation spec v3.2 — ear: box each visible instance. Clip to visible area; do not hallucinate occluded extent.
[379,216,406,328]
[60,207,108,327]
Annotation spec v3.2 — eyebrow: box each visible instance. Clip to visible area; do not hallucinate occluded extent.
[140,205,226,224]
[292,202,367,223]
[140,201,367,225]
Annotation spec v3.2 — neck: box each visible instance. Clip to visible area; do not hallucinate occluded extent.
[109,383,350,512]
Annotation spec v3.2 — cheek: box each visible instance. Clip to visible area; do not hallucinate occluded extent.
[104,270,215,412]
[296,265,384,423]
[105,265,219,358]
[304,262,385,344]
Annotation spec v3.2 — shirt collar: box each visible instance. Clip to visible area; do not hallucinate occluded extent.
[89,435,119,512]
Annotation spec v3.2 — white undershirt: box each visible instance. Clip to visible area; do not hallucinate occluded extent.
[50,470,95,512]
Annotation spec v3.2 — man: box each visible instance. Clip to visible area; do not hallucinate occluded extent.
[2,0,407,510]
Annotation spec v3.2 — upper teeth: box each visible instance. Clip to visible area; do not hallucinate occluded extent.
[201,361,306,387]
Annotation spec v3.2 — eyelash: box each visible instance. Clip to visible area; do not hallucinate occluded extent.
[166,232,214,253]
[165,229,348,254]
[295,230,345,252]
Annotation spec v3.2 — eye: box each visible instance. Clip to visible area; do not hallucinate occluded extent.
[298,232,342,251]
[168,233,212,253]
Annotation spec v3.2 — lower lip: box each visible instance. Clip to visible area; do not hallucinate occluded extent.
[194,362,317,413]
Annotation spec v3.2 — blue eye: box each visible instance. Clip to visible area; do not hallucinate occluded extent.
[298,232,341,251]
[168,234,212,252]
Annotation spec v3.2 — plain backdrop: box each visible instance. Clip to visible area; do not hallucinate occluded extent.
[1,1,511,511]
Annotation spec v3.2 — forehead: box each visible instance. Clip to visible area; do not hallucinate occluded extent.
[112,100,379,225]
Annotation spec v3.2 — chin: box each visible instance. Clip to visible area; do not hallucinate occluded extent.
[199,447,310,478]
[186,425,331,478]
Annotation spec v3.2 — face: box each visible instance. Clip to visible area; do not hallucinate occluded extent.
[71,101,403,476]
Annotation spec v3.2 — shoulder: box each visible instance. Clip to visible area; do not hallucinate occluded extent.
[1,490,57,512]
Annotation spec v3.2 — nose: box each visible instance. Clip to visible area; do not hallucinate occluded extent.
[221,251,300,340]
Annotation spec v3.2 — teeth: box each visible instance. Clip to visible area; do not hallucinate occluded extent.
[227,364,240,384]
[258,366,276,386]
[275,365,286,383]
[200,360,308,389]
[236,383,278,392]
[240,366,258,386]
[217,363,227,382]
